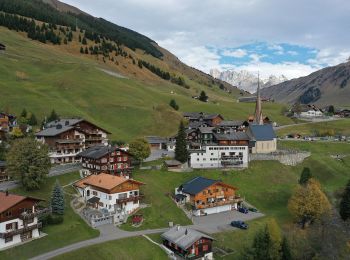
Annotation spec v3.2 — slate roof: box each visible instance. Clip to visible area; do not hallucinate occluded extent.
[161,226,214,250]
[180,176,219,195]
[188,121,212,129]
[248,124,276,141]
[46,118,83,128]
[146,136,168,144]
[214,132,250,141]
[78,145,114,159]
[0,161,6,168]
[217,120,244,127]
[87,196,100,204]
[35,125,74,137]
[198,127,215,134]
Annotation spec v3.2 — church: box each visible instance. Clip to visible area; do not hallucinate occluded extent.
[247,79,277,154]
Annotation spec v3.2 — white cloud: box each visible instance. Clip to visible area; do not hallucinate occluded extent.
[287,51,298,56]
[221,49,247,58]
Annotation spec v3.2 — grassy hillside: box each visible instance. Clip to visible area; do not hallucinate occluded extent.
[0,27,293,141]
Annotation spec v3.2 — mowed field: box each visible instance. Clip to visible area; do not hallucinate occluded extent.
[0,27,294,141]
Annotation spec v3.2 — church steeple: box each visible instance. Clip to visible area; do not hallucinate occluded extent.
[254,72,264,125]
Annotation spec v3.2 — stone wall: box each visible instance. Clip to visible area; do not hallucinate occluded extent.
[250,150,311,166]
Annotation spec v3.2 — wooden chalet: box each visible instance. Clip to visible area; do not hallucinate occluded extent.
[176,177,242,216]
[161,226,214,259]
[78,145,133,178]
[0,192,49,249]
[183,112,224,126]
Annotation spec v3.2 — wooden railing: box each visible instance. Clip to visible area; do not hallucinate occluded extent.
[115,195,143,204]
[0,223,42,239]
[19,208,51,220]
[194,197,243,209]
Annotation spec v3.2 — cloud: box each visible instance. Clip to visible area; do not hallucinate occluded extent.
[287,51,298,56]
[221,49,247,58]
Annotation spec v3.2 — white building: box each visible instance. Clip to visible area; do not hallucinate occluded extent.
[0,192,49,250]
[299,109,323,118]
[74,173,144,223]
[189,144,249,169]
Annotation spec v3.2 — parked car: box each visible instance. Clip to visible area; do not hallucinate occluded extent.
[248,207,258,213]
[231,220,248,229]
[238,207,249,214]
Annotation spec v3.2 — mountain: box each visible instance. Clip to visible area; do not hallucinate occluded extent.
[210,69,288,93]
[0,0,293,140]
[261,61,350,106]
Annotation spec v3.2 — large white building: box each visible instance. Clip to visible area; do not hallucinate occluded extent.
[0,192,49,250]
[189,144,249,169]
[74,173,144,223]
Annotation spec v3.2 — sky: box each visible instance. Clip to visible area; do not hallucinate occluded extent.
[62,0,350,79]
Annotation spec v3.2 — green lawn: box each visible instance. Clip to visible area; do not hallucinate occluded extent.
[0,172,99,260]
[277,119,350,137]
[51,236,168,260]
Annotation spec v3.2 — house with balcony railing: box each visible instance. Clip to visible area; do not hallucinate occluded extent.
[74,173,145,225]
[0,191,49,250]
[175,177,243,216]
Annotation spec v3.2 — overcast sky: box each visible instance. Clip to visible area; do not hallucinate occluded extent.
[62,0,350,79]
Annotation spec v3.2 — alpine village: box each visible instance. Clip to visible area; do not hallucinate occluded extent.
[0,1,350,260]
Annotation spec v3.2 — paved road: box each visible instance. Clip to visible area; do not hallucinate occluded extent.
[274,117,343,131]
[144,149,174,162]
[0,180,20,191]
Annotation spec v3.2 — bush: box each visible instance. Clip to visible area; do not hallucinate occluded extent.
[41,214,64,226]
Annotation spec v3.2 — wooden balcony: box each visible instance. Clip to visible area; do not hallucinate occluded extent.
[19,208,51,220]
[0,223,42,239]
[194,197,243,209]
[115,195,143,204]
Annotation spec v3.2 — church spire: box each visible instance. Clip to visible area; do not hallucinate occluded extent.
[254,72,264,125]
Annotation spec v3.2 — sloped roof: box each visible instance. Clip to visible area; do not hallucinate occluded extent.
[181,177,218,195]
[161,226,214,250]
[248,124,276,141]
[78,145,130,159]
[74,173,144,191]
[0,160,6,167]
[35,125,74,137]
[214,132,250,141]
[183,112,223,121]
[46,118,84,128]
[217,120,244,127]
[146,136,167,144]
[0,192,43,213]
[198,127,215,134]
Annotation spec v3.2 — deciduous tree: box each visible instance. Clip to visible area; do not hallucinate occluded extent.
[6,138,50,190]
[129,138,150,165]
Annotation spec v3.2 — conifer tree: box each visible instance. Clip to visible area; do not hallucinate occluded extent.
[280,236,292,260]
[80,46,84,53]
[21,108,27,118]
[51,180,65,215]
[199,91,208,102]
[84,47,89,54]
[252,225,272,260]
[169,99,179,110]
[339,179,350,221]
[299,167,312,185]
[82,37,87,45]
[175,121,188,163]
[28,113,38,126]
[47,109,59,122]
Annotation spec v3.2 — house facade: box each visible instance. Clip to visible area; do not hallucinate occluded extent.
[161,226,214,260]
[74,173,144,223]
[0,192,49,250]
[247,124,277,154]
[35,118,110,164]
[183,112,223,126]
[175,177,242,216]
[292,104,324,118]
[78,146,132,178]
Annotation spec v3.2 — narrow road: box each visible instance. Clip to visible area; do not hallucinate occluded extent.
[274,117,343,131]
[29,227,170,260]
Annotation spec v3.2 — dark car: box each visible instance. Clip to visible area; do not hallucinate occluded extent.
[231,220,248,229]
[238,207,249,214]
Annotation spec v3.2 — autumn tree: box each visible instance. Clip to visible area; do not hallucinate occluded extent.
[129,138,151,165]
[6,138,50,190]
[288,178,331,228]
[10,127,24,139]
[299,167,312,185]
[175,121,188,163]
[339,179,350,221]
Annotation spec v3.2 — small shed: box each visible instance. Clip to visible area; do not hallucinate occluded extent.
[164,160,183,170]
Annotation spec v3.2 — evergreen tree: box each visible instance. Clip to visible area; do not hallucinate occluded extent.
[339,179,350,221]
[84,47,89,54]
[299,167,312,185]
[21,108,27,118]
[63,38,68,44]
[82,37,87,45]
[169,99,179,111]
[80,46,84,53]
[328,105,335,115]
[280,236,292,260]
[47,109,59,122]
[0,142,6,161]
[175,121,188,163]
[51,180,65,215]
[78,34,81,42]
[28,113,38,126]
[199,91,208,102]
[251,225,272,260]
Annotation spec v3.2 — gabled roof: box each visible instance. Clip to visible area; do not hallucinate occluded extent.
[74,173,144,191]
[0,192,43,213]
[214,132,250,141]
[198,127,215,134]
[180,177,217,195]
[183,112,223,121]
[0,161,6,167]
[46,118,84,128]
[248,124,276,141]
[217,120,244,127]
[161,226,214,250]
[78,145,130,160]
[35,125,75,137]
[146,136,167,144]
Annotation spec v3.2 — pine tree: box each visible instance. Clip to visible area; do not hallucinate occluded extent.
[63,38,68,44]
[252,225,272,260]
[199,91,208,102]
[78,34,81,42]
[339,179,350,221]
[51,180,65,215]
[80,46,84,53]
[28,113,38,126]
[85,47,89,54]
[169,99,179,110]
[299,167,312,185]
[21,108,27,118]
[82,37,87,45]
[47,109,59,122]
[175,121,188,163]
[280,236,292,260]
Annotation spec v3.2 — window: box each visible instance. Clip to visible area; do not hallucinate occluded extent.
[5,236,13,243]
[203,191,206,195]
[5,211,12,217]
[92,191,98,196]
[109,196,112,200]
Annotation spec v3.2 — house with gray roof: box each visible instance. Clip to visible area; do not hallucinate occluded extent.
[247,124,277,154]
[161,226,214,259]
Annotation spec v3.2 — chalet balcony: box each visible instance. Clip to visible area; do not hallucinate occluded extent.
[56,138,83,144]
[19,208,51,221]
[0,223,42,239]
[221,155,243,166]
[115,195,144,204]
[194,197,243,209]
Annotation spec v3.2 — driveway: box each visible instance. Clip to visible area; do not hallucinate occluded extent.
[192,210,264,233]
[145,149,174,162]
